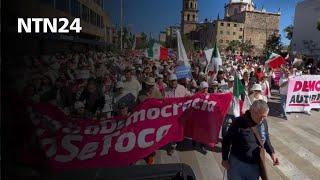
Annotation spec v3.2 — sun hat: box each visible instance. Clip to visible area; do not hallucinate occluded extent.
[200,81,209,89]
[251,84,262,91]
[144,77,156,86]
[169,74,178,81]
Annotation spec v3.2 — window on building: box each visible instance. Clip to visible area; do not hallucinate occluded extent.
[187,14,190,21]
[234,8,238,15]
[240,28,243,31]
[100,17,104,28]
[90,10,97,26]
[71,0,81,17]
[195,3,197,9]
[234,24,237,27]
[227,31,230,35]
[233,32,236,35]
[239,36,243,39]
[221,22,224,26]
[193,15,195,21]
[226,40,230,43]
[220,31,223,34]
[185,3,188,9]
[220,39,223,43]
[56,0,69,12]
[81,5,90,22]
[227,23,230,27]
[190,2,193,9]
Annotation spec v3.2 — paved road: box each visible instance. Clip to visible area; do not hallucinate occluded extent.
[136,91,320,180]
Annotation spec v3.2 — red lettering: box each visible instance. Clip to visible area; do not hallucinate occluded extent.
[309,81,316,91]
[302,81,309,92]
[293,81,303,92]
[316,81,320,91]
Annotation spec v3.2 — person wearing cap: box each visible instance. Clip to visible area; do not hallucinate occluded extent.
[241,72,250,94]
[279,69,291,118]
[137,77,163,103]
[164,74,191,98]
[123,68,142,100]
[198,81,209,93]
[227,76,235,92]
[222,100,279,180]
[217,70,227,85]
[155,74,167,95]
[209,80,219,93]
[114,81,130,104]
[164,74,192,155]
[242,84,268,114]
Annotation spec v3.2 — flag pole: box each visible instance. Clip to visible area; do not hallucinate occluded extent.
[120,0,124,52]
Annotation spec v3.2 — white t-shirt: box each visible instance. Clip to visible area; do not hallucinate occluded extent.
[279,77,289,95]
[123,79,142,99]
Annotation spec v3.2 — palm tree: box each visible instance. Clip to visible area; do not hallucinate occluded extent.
[284,25,293,40]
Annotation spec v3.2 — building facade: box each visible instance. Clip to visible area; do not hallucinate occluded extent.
[181,0,198,34]
[6,0,113,54]
[291,0,320,57]
[159,32,167,43]
[181,0,280,56]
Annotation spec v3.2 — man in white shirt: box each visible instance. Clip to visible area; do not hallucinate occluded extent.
[164,74,191,98]
[123,68,142,100]
[279,70,290,119]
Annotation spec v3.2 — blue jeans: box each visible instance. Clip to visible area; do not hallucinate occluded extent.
[280,95,287,116]
[227,155,260,180]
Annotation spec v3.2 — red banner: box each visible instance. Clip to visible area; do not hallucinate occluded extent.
[29,93,232,171]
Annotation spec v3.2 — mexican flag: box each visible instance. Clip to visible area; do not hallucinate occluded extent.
[145,41,168,60]
[265,52,286,69]
[233,75,245,117]
[207,43,222,73]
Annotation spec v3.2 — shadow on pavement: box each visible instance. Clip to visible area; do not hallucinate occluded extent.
[268,101,282,118]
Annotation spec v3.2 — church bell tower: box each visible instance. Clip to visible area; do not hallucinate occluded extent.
[181,0,199,34]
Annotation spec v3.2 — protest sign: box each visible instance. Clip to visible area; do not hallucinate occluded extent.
[28,93,232,171]
[286,75,320,112]
[175,65,192,80]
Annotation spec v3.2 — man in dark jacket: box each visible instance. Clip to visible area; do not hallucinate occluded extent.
[222,100,279,180]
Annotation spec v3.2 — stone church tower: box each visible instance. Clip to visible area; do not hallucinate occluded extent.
[181,0,198,34]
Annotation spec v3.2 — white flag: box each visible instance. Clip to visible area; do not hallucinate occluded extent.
[176,30,190,67]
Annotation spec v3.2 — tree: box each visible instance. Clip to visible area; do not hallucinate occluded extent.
[226,40,241,53]
[284,25,293,40]
[264,34,283,55]
[240,40,255,55]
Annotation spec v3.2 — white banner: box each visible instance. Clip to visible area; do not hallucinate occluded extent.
[285,75,320,112]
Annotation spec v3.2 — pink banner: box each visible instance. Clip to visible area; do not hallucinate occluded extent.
[29,93,232,171]
[285,75,320,112]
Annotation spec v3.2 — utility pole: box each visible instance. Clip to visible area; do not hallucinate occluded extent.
[120,0,123,51]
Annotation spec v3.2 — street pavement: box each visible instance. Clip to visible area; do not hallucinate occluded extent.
[136,91,320,180]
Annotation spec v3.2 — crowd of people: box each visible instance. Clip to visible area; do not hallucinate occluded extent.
[14,49,320,166]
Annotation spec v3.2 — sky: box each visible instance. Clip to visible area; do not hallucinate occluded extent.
[104,0,303,45]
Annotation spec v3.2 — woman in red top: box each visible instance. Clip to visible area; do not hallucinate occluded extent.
[255,67,264,82]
